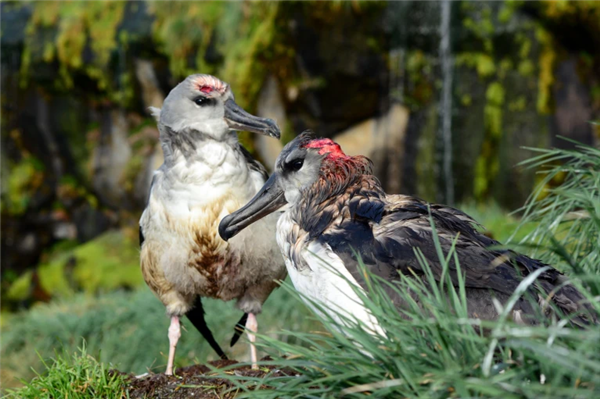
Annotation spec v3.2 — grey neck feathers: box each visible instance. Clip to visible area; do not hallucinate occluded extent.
[159,124,237,167]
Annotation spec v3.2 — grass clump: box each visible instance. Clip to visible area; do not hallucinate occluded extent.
[514,137,600,274]
[217,246,599,398]
[4,344,126,399]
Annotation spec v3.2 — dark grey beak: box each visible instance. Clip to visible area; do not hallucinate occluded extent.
[224,98,280,139]
[219,173,287,241]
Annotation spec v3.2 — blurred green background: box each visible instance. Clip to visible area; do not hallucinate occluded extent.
[1,0,599,389]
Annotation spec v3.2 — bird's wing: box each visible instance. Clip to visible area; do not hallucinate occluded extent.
[321,193,542,294]
[139,226,145,247]
[139,172,161,249]
[238,144,269,181]
[317,193,595,324]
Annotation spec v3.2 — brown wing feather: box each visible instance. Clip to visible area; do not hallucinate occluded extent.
[314,176,596,326]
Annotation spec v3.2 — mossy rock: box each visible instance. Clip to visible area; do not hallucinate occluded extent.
[7,230,143,302]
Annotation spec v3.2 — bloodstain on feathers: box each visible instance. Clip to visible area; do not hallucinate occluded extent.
[304,138,348,159]
[191,74,228,96]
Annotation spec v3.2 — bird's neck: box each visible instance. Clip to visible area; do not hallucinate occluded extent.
[159,124,238,168]
[293,174,385,239]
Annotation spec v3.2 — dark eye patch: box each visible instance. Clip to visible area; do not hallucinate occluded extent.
[285,158,304,172]
[193,96,212,106]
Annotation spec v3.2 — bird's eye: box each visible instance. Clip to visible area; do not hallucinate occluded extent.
[286,159,304,172]
[193,96,210,106]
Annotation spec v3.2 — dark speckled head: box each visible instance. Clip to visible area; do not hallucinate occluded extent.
[275,132,373,197]
[219,131,374,241]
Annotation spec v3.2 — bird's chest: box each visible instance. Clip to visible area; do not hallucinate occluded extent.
[141,175,256,289]
[288,240,357,303]
[276,215,350,301]
[276,214,384,335]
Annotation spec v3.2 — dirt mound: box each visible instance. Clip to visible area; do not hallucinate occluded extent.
[118,358,298,399]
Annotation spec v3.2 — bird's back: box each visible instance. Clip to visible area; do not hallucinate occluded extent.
[289,174,596,327]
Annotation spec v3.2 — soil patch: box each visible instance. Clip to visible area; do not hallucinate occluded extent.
[117,358,298,399]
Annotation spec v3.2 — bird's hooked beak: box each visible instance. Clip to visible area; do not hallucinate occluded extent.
[219,172,287,241]
[224,98,280,139]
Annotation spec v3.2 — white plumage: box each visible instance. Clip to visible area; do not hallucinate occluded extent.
[278,212,385,336]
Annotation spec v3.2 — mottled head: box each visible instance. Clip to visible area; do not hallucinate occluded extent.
[219,131,373,241]
[158,74,280,140]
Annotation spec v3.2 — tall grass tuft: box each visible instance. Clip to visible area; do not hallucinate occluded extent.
[216,230,600,398]
[4,344,127,399]
[512,137,600,285]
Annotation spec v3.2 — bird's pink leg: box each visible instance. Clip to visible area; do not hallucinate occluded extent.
[246,313,258,370]
[166,316,181,375]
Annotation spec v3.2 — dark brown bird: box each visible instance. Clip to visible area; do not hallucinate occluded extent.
[220,131,596,333]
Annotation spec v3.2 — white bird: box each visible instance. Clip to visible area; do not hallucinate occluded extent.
[220,131,596,334]
[139,74,286,375]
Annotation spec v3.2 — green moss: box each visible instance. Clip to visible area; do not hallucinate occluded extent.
[57,175,98,209]
[517,34,532,59]
[474,81,505,199]
[461,2,494,52]
[484,82,505,138]
[38,259,75,298]
[1,155,44,216]
[149,2,226,78]
[71,231,142,293]
[454,1,569,201]
[473,154,489,200]
[6,271,33,302]
[498,3,515,24]
[518,59,535,77]
[405,50,435,108]
[8,231,143,304]
[147,2,291,113]
[461,94,472,107]
[508,96,527,111]
[20,2,131,104]
[535,28,557,114]
[456,53,496,78]
[415,106,439,201]
[221,2,287,109]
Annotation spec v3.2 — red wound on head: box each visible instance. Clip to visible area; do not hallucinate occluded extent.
[304,138,347,159]
[198,85,214,94]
